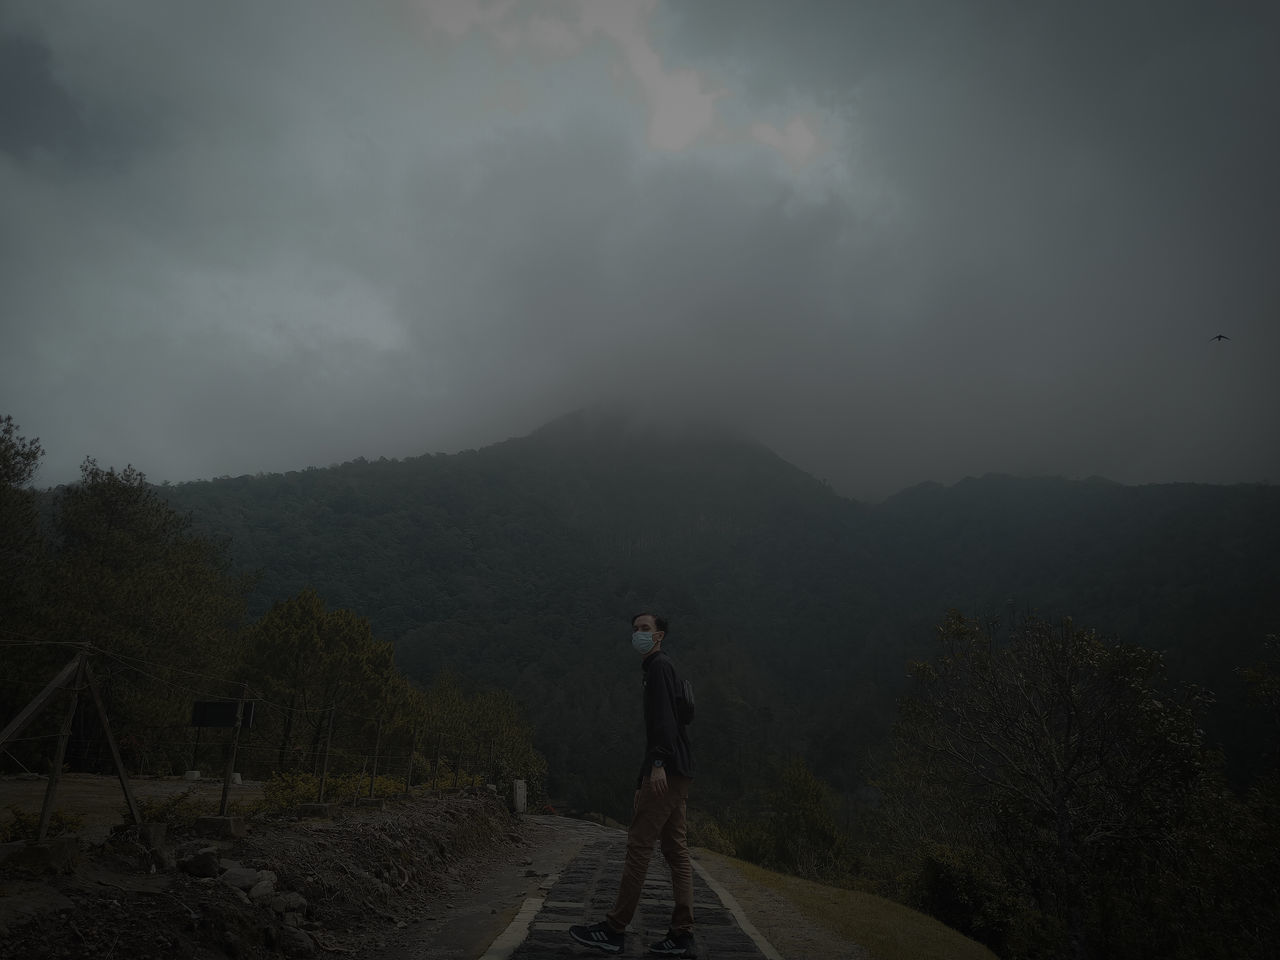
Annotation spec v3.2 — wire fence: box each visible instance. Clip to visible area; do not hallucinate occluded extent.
[1,638,538,828]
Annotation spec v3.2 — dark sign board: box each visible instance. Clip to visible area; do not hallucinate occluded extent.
[191,700,255,729]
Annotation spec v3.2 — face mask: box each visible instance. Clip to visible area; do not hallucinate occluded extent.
[632,631,656,656]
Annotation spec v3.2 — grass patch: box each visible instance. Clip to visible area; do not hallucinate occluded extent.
[707,852,998,960]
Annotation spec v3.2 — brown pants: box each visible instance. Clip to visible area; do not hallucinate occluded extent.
[606,774,694,936]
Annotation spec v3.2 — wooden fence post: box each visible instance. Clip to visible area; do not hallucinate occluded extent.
[38,654,86,841]
[434,733,443,794]
[83,660,140,826]
[368,720,382,798]
[218,683,248,817]
[405,724,417,795]
[318,705,335,803]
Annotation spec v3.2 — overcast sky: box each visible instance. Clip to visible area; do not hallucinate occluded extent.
[2,0,1277,501]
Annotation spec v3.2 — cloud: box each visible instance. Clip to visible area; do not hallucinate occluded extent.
[750,116,818,168]
[1,0,1277,500]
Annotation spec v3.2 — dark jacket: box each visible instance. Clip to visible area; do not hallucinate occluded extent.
[637,649,694,788]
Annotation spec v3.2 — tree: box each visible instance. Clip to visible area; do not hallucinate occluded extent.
[766,756,846,880]
[1240,633,1280,765]
[891,612,1213,959]
[46,459,248,770]
[242,589,404,773]
[0,416,51,746]
[0,414,43,488]
[0,415,46,627]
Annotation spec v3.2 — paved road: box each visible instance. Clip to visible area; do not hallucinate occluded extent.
[490,829,778,959]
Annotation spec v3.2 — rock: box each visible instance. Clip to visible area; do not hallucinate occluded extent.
[270,891,308,914]
[220,866,261,891]
[257,869,278,886]
[283,911,304,927]
[219,858,243,871]
[180,850,221,878]
[248,879,276,901]
[279,925,316,957]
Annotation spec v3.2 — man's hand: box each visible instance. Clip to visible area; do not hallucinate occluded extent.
[650,764,668,797]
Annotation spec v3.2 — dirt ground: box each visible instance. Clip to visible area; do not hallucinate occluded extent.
[0,774,859,960]
[0,772,265,841]
[0,773,536,959]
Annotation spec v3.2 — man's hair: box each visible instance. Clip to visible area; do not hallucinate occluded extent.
[632,612,668,634]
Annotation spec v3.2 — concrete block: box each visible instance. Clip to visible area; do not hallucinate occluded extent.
[137,822,167,851]
[511,779,527,814]
[183,770,201,781]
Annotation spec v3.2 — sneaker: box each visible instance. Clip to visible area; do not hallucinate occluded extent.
[569,921,625,954]
[649,930,698,957]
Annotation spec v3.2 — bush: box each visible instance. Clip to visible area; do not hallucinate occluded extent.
[132,789,219,827]
[1,805,83,841]
[687,809,735,855]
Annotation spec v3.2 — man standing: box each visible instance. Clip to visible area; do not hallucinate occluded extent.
[569,613,697,957]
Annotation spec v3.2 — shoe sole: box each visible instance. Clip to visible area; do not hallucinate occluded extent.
[569,930,623,954]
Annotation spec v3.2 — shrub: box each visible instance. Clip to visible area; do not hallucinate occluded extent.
[1,805,83,841]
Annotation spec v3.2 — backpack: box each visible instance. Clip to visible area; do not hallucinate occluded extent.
[677,677,695,725]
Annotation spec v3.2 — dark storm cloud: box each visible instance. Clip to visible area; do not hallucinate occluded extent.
[0,31,80,159]
[661,0,1280,492]
[1,0,1276,499]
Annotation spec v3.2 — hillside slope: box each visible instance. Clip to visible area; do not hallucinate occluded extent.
[159,410,1280,806]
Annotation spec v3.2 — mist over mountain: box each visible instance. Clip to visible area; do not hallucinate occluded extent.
[159,409,1280,810]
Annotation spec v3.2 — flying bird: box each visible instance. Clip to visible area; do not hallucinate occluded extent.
[1210,334,1231,341]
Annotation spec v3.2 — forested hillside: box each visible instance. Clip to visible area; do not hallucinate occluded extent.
[10,408,1279,958]
[155,408,1280,809]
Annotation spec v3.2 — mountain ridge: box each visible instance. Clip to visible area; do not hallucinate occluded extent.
[152,411,1279,807]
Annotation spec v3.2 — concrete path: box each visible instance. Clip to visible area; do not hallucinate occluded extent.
[484,827,781,959]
